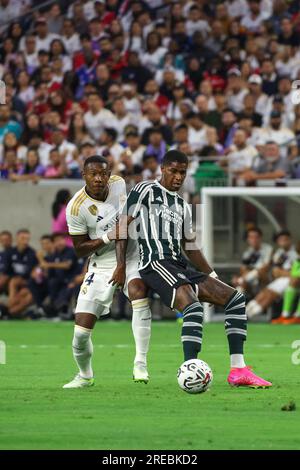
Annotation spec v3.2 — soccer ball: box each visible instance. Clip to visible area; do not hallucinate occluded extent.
[177,359,213,394]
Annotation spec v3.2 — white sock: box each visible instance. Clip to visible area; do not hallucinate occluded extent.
[72,325,94,379]
[282,311,290,318]
[246,300,263,318]
[132,298,151,365]
[230,354,246,368]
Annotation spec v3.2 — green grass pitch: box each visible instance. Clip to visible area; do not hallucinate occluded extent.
[0,320,300,450]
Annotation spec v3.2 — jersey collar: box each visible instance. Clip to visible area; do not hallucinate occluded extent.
[84,186,109,203]
[154,179,178,196]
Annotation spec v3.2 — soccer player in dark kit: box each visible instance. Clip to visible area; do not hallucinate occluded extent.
[110,150,272,388]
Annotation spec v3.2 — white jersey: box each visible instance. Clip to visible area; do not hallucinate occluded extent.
[66,176,138,270]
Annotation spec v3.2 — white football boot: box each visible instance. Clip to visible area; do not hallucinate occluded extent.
[133,362,149,384]
[63,374,95,389]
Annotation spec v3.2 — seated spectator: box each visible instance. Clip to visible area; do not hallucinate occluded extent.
[0,104,22,144]
[142,154,162,182]
[110,97,136,142]
[219,108,239,151]
[0,131,27,164]
[44,148,67,179]
[255,110,297,158]
[141,103,173,145]
[187,112,210,152]
[0,149,20,180]
[0,230,13,295]
[226,68,249,114]
[232,226,273,299]
[9,148,45,183]
[239,141,292,185]
[51,190,72,247]
[83,92,114,142]
[140,31,167,74]
[144,128,167,163]
[123,129,146,166]
[98,127,124,164]
[247,230,298,320]
[68,112,92,148]
[2,229,38,318]
[224,129,258,180]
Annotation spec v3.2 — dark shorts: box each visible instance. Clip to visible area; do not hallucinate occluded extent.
[140,259,207,309]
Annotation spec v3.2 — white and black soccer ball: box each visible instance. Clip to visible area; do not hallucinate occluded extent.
[177,359,213,394]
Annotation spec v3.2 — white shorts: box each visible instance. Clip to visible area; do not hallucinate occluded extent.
[267,277,290,295]
[75,259,140,318]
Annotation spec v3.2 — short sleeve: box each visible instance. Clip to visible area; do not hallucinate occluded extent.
[183,201,194,241]
[66,202,88,236]
[124,184,151,219]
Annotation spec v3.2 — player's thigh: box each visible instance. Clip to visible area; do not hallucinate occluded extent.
[75,270,117,321]
[197,276,236,306]
[75,312,97,330]
[125,260,148,300]
[174,284,198,311]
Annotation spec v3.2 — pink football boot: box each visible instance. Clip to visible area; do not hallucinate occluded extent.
[227,366,272,388]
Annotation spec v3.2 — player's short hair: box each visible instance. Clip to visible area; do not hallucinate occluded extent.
[273,230,291,242]
[162,150,188,166]
[52,232,66,241]
[40,234,52,241]
[16,229,30,236]
[84,155,109,168]
[0,230,12,237]
[244,226,263,240]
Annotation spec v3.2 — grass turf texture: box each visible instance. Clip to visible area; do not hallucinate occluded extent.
[0,321,300,450]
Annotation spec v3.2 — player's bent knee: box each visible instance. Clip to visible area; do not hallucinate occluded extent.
[128,278,148,301]
[75,313,97,330]
[174,284,198,311]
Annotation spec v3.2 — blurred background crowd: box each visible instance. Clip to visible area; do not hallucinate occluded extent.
[1,0,300,194]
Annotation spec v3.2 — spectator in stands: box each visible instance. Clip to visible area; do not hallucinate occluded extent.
[224,128,258,181]
[44,147,67,179]
[83,92,114,142]
[123,128,145,167]
[232,226,273,298]
[51,189,72,247]
[239,141,292,185]
[142,153,161,182]
[0,105,22,144]
[9,148,45,183]
[0,230,12,295]
[247,230,298,320]
[144,128,167,163]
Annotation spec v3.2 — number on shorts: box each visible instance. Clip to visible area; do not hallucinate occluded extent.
[85,273,95,286]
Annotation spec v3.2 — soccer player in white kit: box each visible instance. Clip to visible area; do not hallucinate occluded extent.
[63,156,151,388]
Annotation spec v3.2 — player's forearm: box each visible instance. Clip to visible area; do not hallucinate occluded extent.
[184,243,213,274]
[115,239,127,267]
[74,239,106,258]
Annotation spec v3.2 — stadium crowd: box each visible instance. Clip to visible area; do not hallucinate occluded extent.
[1,0,300,192]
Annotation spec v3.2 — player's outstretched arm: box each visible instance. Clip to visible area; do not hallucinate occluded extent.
[182,236,214,276]
[109,215,134,287]
[71,234,109,258]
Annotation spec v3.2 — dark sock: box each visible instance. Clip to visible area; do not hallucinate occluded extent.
[181,301,203,361]
[224,291,247,354]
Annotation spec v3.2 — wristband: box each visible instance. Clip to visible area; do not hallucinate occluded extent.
[209,270,218,279]
[102,233,111,245]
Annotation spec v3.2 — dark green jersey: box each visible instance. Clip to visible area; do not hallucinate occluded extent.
[125,180,194,269]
